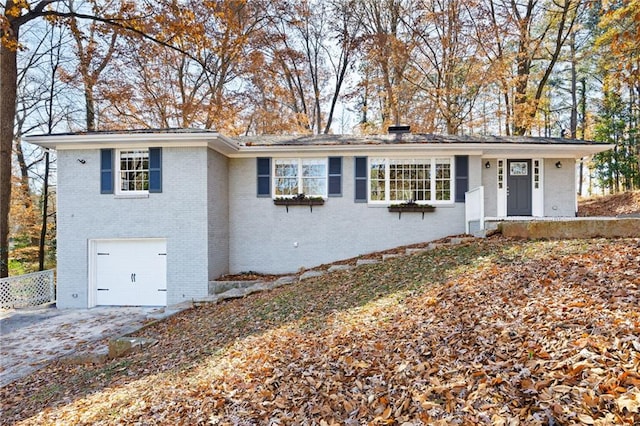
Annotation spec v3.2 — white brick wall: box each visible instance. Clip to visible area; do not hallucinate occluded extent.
[56,147,210,308]
[228,157,466,274]
[207,150,229,279]
[544,158,577,216]
[56,146,578,307]
[481,159,499,217]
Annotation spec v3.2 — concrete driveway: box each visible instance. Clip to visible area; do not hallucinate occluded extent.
[0,303,188,388]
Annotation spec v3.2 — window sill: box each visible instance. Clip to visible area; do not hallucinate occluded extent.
[114,193,150,199]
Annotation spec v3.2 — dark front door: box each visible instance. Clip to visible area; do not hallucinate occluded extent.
[507,159,532,216]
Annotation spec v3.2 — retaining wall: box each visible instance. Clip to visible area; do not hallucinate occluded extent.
[498,218,640,239]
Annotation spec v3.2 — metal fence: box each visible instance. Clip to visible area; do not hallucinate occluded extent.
[0,270,55,309]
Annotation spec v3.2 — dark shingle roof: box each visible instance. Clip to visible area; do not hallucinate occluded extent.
[235,133,608,147]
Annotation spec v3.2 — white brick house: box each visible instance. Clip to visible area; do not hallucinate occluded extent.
[25,129,611,308]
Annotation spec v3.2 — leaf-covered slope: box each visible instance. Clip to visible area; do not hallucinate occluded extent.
[2,238,639,425]
[578,190,640,217]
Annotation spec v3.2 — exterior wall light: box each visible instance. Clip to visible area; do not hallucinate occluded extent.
[485,161,491,169]
[555,161,562,168]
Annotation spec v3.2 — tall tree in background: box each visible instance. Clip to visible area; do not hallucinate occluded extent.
[0,0,228,276]
[408,0,486,134]
[592,0,640,192]
[15,22,68,271]
[65,0,120,131]
[248,0,361,135]
[95,0,266,132]
[322,0,362,134]
[359,0,417,128]
[477,0,581,135]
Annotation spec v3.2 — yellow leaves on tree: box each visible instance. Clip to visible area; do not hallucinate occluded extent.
[597,0,640,87]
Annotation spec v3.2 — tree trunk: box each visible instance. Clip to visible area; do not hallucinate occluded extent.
[323,60,348,134]
[569,31,577,139]
[0,16,19,278]
[85,86,96,131]
[578,78,586,195]
[513,5,532,137]
[38,150,50,271]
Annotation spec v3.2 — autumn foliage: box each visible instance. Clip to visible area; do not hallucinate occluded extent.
[1,237,639,424]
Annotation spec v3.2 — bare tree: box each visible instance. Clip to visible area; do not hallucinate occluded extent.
[359,0,417,128]
[407,0,486,134]
[66,0,120,131]
[2,0,250,276]
[323,0,363,134]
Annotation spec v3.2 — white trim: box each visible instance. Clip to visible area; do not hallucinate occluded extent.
[23,132,240,156]
[115,149,150,196]
[532,159,544,216]
[272,157,328,198]
[24,131,611,159]
[465,186,484,233]
[497,159,507,216]
[367,156,455,205]
[229,143,609,159]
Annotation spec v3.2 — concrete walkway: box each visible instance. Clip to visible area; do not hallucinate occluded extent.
[0,304,188,388]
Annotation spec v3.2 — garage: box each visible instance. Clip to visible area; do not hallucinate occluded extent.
[91,239,167,306]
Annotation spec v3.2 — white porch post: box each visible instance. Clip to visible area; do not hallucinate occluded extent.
[532,159,544,216]
[497,159,507,216]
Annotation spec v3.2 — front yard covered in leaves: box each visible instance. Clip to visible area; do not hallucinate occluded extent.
[2,237,639,425]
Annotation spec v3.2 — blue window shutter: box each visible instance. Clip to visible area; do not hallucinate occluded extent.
[257,157,271,197]
[455,155,468,202]
[328,157,342,197]
[100,149,113,194]
[354,156,367,202]
[149,147,162,193]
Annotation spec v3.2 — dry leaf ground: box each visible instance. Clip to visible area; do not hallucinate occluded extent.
[1,237,639,425]
[578,190,640,217]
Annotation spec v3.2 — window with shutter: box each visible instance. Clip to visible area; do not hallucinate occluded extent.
[354,157,368,202]
[454,155,468,202]
[102,148,162,195]
[149,148,162,193]
[257,158,271,197]
[328,157,342,197]
[100,149,114,194]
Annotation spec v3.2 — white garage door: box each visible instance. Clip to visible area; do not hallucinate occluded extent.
[94,239,167,306]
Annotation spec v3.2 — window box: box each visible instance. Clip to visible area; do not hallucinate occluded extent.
[388,202,436,219]
[274,194,325,212]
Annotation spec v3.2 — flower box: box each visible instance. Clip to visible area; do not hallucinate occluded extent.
[388,203,435,219]
[274,196,324,212]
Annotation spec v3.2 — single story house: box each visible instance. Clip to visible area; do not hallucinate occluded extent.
[25,129,611,308]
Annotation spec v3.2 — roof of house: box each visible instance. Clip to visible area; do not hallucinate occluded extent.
[235,133,610,147]
[23,129,613,158]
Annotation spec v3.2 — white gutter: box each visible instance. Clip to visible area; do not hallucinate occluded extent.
[24,132,612,159]
[23,132,240,156]
[228,142,612,159]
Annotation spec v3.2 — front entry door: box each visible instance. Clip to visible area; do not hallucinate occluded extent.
[507,159,532,216]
